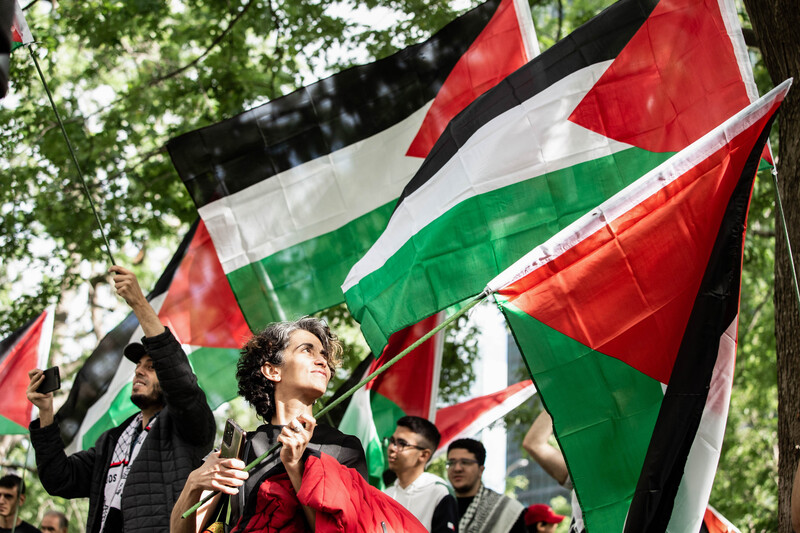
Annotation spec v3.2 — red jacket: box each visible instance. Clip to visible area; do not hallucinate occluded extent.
[233,452,426,532]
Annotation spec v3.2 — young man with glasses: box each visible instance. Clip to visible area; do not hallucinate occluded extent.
[384,416,458,532]
[446,439,526,533]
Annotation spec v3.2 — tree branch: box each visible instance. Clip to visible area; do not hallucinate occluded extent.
[556,0,564,42]
[149,0,256,86]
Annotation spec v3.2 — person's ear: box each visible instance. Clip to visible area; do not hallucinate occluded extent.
[261,362,281,383]
[420,448,432,465]
[18,493,25,507]
[479,464,485,476]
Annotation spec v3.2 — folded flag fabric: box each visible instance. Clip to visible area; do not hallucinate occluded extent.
[11,1,33,51]
[343,0,763,356]
[702,505,741,533]
[339,313,444,487]
[167,0,537,331]
[57,220,252,452]
[433,379,536,458]
[0,306,55,434]
[488,81,789,533]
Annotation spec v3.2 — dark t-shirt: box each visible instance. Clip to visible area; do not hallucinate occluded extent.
[0,520,41,533]
[458,495,474,518]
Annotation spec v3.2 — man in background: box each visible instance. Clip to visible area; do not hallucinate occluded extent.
[447,438,525,533]
[0,474,40,533]
[39,510,68,533]
[384,415,458,532]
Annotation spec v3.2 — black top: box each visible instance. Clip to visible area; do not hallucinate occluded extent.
[0,520,41,533]
[230,423,367,529]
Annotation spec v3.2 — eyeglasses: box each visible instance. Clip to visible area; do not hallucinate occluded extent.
[385,437,426,452]
[445,458,480,468]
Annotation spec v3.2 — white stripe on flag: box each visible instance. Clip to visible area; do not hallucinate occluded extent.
[485,81,792,294]
[664,319,737,533]
[198,102,432,274]
[342,60,636,292]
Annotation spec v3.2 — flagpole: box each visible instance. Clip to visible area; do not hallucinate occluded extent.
[772,168,800,317]
[27,45,117,266]
[180,290,490,519]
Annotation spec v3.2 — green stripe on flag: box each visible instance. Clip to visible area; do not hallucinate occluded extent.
[370,391,406,442]
[499,297,664,532]
[189,347,241,409]
[227,201,397,327]
[349,147,673,353]
[0,414,27,435]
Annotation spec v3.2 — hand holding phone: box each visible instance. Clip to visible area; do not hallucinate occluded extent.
[220,418,246,460]
[36,366,61,394]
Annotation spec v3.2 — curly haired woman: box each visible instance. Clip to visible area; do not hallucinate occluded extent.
[170,317,425,533]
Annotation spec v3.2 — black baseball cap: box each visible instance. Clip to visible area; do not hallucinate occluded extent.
[123,342,147,363]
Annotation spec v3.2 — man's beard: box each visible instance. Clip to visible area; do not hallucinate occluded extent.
[131,383,165,410]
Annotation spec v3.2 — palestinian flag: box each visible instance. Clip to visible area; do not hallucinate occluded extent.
[11,1,32,51]
[487,82,789,532]
[702,506,741,533]
[433,379,536,458]
[338,312,444,487]
[343,0,763,356]
[0,306,55,434]
[167,0,537,330]
[57,220,252,452]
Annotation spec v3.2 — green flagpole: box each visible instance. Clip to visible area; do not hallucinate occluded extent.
[772,167,800,318]
[181,290,490,519]
[27,45,117,266]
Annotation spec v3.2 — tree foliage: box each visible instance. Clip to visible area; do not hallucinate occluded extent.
[0,0,789,530]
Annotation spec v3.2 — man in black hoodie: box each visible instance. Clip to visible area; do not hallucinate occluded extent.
[27,266,215,533]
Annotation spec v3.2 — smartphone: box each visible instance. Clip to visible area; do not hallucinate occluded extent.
[37,366,61,394]
[220,418,245,460]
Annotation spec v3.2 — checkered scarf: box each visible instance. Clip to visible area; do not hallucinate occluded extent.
[99,413,155,530]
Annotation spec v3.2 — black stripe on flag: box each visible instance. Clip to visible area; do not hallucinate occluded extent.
[394,0,658,207]
[167,0,504,209]
[56,221,199,445]
[623,109,777,532]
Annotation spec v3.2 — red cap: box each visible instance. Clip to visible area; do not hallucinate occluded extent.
[524,504,566,525]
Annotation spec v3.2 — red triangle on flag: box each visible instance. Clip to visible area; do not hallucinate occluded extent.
[367,313,443,419]
[405,0,530,158]
[568,0,753,154]
[0,310,51,428]
[158,220,252,349]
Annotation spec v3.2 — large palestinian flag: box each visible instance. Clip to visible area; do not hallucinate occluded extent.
[57,221,252,452]
[167,0,537,331]
[487,82,788,532]
[339,312,444,487]
[0,306,55,434]
[343,0,762,355]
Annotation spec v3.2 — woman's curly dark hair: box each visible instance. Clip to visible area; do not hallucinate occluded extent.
[236,317,343,421]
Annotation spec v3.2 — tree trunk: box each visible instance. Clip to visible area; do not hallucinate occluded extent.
[740,0,800,531]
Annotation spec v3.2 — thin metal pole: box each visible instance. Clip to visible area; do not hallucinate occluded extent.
[772,168,800,317]
[27,45,117,266]
[181,291,490,519]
